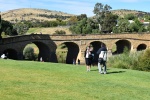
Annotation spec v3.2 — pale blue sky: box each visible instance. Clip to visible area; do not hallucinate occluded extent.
[0,0,150,17]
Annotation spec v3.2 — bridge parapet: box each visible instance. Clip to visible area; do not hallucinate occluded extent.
[1,34,51,44]
[49,33,150,40]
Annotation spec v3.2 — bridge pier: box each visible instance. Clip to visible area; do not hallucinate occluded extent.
[17,52,24,60]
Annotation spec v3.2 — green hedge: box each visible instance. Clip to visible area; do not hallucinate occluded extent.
[108,49,150,71]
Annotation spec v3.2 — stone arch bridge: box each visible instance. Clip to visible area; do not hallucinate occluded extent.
[0,33,150,64]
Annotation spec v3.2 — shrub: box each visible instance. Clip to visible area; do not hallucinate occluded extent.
[108,54,131,69]
[53,30,66,35]
[112,59,129,69]
[23,47,35,60]
[108,50,145,71]
[129,51,143,70]
[138,49,150,71]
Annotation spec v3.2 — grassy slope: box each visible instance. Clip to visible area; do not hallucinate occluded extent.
[27,27,72,35]
[0,59,149,100]
[2,8,74,22]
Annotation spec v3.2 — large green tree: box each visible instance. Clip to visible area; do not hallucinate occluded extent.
[102,12,118,33]
[124,14,136,20]
[128,19,146,32]
[13,22,28,35]
[0,13,17,38]
[93,3,117,33]
[69,16,100,34]
[69,18,87,34]
[113,18,130,33]
[0,20,14,38]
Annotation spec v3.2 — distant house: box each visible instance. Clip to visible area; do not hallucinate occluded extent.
[129,20,149,28]
[128,20,134,23]
[139,19,150,28]
[143,22,150,28]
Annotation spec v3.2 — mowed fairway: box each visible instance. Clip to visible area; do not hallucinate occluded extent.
[0,59,149,100]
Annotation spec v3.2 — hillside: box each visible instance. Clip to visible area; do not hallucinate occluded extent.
[1,8,75,23]
[2,8,150,23]
[27,27,72,35]
[111,9,150,17]
[1,8,150,35]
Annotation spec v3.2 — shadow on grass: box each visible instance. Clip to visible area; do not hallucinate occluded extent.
[107,71,126,74]
[90,68,110,72]
[90,68,126,74]
[90,69,99,71]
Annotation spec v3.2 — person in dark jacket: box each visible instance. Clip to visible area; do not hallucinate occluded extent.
[97,43,107,74]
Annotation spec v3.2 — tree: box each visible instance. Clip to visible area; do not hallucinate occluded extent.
[69,18,87,34]
[124,14,136,20]
[82,23,92,34]
[13,22,28,35]
[0,20,14,37]
[102,12,118,33]
[67,16,78,25]
[93,3,113,33]
[128,19,145,32]
[77,14,87,21]
[128,22,139,32]
[113,18,130,33]
[93,3,104,16]
[93,3,105,27]
[87,18,99,33]
[143,14,150,21]
[69,17,95,34]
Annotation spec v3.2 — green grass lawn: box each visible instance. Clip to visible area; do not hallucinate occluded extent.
[0,59,149,100]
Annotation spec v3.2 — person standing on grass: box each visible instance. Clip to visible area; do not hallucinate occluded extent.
[90,47,94,67]
[1,53,7,59]
[73,58,76,65]
[97,43,107,74]
[40,57,43,62]
[77,59,80,65]
[84,46,92,72]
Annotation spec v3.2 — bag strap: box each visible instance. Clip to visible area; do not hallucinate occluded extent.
[102,52,105,58]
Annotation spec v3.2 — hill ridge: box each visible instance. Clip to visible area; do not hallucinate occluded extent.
[1,8,75,23]
[1,8,150,23]
[111,9,150,17]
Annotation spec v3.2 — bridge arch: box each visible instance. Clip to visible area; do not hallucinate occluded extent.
[23,41,52,62]
[113,39,131,54]
[137,43,147,51]
[57,42,79,64]
[3,48,18,60]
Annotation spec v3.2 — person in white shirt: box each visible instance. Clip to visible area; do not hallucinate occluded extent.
[97,43,107,74]
[1,54,7,59]
[84,46,92,71]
